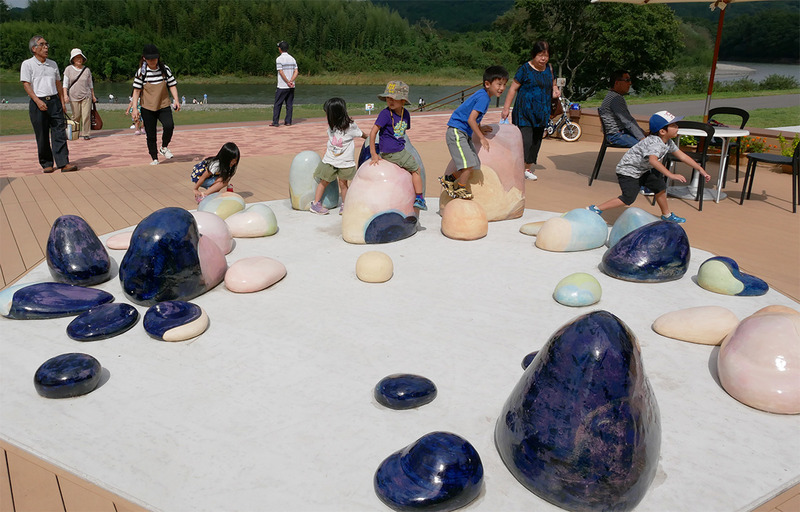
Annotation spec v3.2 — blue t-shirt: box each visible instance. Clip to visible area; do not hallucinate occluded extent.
[374,107,410,154]
[448,88,490,137]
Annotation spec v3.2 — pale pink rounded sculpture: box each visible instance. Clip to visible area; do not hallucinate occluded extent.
[197,236,228,292]
[224,257,287,293]
[718,307,800,414]
[441,199,488,240]
[652,306,739,345]
[342,160,416,244]
[106,231,133,250]
[441,123,525,221]
[191,211,234,255]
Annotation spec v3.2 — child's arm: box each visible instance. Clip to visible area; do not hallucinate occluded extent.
[369,124,381,165]
[468,110,490,151]
[204,178,226,195]
[648,154,687,184]
[193,169,213,201]
[669,149,712,182]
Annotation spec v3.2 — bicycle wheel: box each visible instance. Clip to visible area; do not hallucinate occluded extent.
[560,122,582,142]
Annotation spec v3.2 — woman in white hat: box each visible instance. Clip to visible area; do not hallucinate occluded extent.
[62,48,97,140]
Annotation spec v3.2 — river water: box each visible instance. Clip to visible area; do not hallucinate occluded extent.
[0,62,796,105]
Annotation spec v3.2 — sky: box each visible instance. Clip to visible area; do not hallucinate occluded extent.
[6,0,29,8]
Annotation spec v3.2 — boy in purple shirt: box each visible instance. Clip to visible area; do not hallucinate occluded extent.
[369,80,427,210]
[440,66,508,199]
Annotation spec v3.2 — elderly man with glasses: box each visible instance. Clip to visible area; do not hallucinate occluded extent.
[20,35,77,173]
[598,70,646,148]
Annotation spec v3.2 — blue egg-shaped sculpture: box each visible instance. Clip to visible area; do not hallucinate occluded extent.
[0,282,114,320]
[601,221,690,282]
[374,374,437,410]
[375,431,483,512]
[119,207,226,306]
[34,353,102,399]
[67,303,139,341]
[46,215,111,286]
[495,311,661,512]
[607,207,660,248]
[143,300,208,341]
[697,256,769,296]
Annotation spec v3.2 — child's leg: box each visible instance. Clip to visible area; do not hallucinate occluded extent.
[338,179,349,203]
[313,179,330,203]
[654,191,670,216]
[411,170,423,195]
[596,197,626,211]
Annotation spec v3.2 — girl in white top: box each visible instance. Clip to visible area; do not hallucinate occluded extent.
[309,98,367,215]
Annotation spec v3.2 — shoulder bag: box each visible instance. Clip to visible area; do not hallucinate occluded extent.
[91,101,103,130]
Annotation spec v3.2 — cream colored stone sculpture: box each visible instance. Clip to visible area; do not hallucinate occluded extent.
[535,208,608,252]
[197,191,246,220]
[519,221,546,236]
[440,123,525,221]
[225,204,278,238]
[356,251,393,283]
[224,257,287,293]
[718,306,800,414]
[441,199,488,240]
[652,306,739,345]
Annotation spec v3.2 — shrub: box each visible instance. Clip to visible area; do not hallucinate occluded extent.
[760,74,800,91]
[778,133,800,157]
[715,78,759,93]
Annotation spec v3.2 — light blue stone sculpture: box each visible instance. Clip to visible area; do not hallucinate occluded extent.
[289,150,339,210]
[697,256,769,296]
[607,207,660,248]
[553,272,602,306]
[535,208,608,252]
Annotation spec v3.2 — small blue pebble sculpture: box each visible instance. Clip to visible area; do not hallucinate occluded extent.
[697,256,769,296]
[374,374,437,410]
[495,311,661,512]
[601,221,690,282]
[374,431,483,512]
[67,303,139,341]
[46,215,112,286]
[0,282,114,320]
[521,351,538,370]
[34,353,102,399]
[143,300,207,341]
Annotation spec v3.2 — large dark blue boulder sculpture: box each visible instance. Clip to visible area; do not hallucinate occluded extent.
[375,431,483,512]
[0,282,114,320]
[495,311,661,512]
[119,207,226,306]
[46,215,111,286]
[601,220,690,282]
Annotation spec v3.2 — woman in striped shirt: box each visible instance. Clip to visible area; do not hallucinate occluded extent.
[131,44,181,165]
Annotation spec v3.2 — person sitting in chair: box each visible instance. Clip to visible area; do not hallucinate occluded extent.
[598,70,645,148]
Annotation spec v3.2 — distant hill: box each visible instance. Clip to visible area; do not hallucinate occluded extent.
[375,0,514,32]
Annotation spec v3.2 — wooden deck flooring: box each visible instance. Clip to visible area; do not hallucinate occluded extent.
[1,113,798,510]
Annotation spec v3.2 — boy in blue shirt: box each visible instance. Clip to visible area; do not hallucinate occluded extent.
[440,65,509,200]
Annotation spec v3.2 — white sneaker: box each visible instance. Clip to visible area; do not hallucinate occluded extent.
[159,147,174,159]
[524,169,538,180]
[150,159,159,165]
[129,124,136,129]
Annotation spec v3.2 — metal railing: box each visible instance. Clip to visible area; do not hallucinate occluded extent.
[409,83,485,113]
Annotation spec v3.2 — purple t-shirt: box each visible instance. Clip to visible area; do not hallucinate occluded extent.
[375,107,410,154]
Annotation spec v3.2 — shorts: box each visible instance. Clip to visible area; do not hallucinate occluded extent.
[314,161,357,182]
[617,170,666,205]
[445,127,480,171]
[380,149,420,173]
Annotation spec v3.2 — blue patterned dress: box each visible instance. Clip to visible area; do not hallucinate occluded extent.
[511,63,553,128]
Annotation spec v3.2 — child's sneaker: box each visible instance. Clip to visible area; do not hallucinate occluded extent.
[439,175,457,198]
[524,169,538,180]
[339,203,344,216]
[309,201,329,215]
[640,186,655,196]
[159,147,174,159]
[453,183,473,200]
[661,212,686,223]
[129,124,136,129]
[150,159,159,166]
[413,195,428,210]
[587,204,603,215]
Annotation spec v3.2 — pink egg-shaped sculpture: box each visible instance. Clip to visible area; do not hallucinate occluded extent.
[718,307,800,414]
[106,231,133,250]
[441,123,525,221]
[342,160,417,244]
[197,236,228,292]
[224,256,287,293]
[191,211,234,255]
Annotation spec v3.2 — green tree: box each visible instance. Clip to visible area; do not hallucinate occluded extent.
[496,0,683,100]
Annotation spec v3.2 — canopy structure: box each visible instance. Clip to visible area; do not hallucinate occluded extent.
[591,0,770,120]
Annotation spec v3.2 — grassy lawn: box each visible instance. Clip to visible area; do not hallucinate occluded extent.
[684,105,800,130]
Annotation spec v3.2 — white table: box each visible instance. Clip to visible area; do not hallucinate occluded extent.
[668,126,749,203]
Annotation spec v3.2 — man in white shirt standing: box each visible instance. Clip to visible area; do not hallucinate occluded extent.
[20,35,77,173]
[271,41,298,127]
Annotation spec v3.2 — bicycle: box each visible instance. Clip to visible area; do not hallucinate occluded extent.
[545,96,582,142]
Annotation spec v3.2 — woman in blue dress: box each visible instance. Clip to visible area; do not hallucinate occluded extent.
[502,40,560,180]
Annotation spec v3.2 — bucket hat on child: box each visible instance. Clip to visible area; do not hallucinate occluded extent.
[378,81,410,104]
[69,48,86,64]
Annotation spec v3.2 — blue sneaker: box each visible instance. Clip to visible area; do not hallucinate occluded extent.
[413,196,428,210]
[661,212,686,223]
[587,205,603,215]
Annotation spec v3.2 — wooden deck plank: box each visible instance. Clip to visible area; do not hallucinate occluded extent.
[2,202,42,270]
[50,174,113,236]
[65,173,129,233]
[58,476,116,512]
[36,175,81,217]
[0,449,14,512]
[0,178,19,206]
[11,183,52,253]
[22,177,64,228]
[0,203,26,288]
[91,173,152,220]
[5,450,64,512]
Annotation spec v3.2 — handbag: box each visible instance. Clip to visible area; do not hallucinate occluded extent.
[64,112,80,141]
[91,101,103,130]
